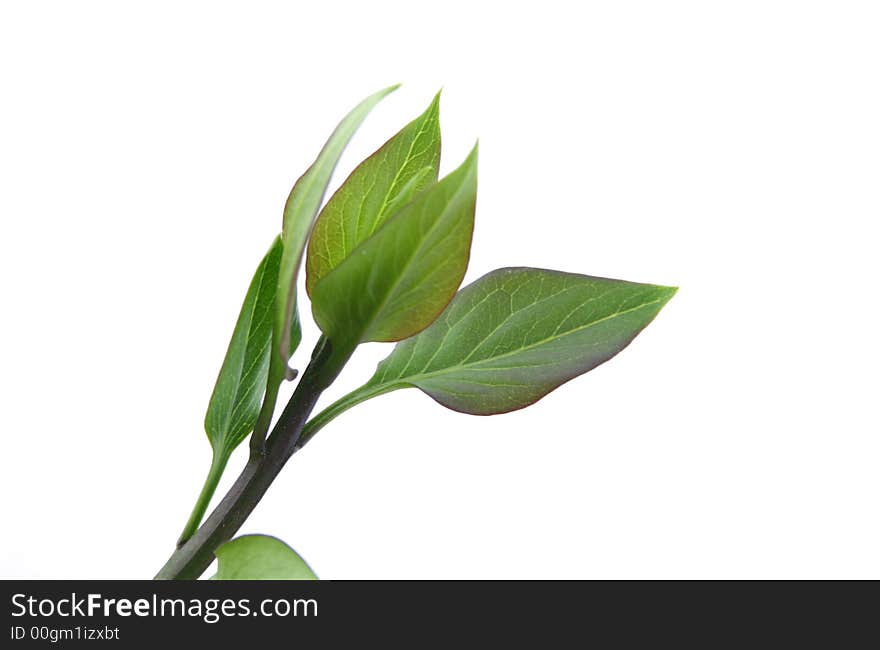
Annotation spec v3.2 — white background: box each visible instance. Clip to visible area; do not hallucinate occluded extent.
[1,1,878,579]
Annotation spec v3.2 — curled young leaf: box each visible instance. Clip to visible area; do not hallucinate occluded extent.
[299,267,676,443]
[310,144,478,356]
[275,84,399,367]
[213,535,317,580]
[204,237,283,457]
[305,93,442,296]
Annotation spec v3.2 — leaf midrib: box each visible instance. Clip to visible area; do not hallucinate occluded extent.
[210,255,272,443]
[348,112,437,255]
[370,296,668,390]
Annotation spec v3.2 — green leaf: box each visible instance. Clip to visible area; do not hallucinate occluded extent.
[180,236,300,545]
[299,268,676,441]
[368,267,676,414]
[310,144,478,355]
[213,535,317,580]
[204,237,283,456]
[383,165,436,218]
[305,93,442,296]
[275,84,399,367]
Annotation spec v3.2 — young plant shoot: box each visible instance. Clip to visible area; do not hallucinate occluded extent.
[156,87,676,580]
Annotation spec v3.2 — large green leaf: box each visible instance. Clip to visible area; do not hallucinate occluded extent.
[305,93,442,296]
[204,237,283,456]
[310,144,478,356]
[299,268,676,441]
[275,84,399,367]
[213,535,317,580]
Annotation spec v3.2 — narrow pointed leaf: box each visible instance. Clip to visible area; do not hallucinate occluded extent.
[275,84,398,365]
[204,237,283,456]
[213,535,317,580]
[305,93,442,296]
[310,145,478,355]
[300,268,676,441]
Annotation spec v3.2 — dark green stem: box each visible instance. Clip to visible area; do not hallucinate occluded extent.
[156,336,340,580]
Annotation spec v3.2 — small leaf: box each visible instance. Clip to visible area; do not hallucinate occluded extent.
[305,93,442,296]
[204,237,283,456]
[214,535,317,580]
[300,268,675,439]
[310,144,478,355]
[275,84,399,366]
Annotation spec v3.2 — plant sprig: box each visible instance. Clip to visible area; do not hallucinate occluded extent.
[157,86,676,580]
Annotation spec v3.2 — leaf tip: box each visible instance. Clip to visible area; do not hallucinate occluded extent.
[426,90,442,117]
[468,139,479,161]
[660,285,679,301]
[651,284,678,312]
[457,140,479,179]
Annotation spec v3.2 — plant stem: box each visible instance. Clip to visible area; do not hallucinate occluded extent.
[249,366,282,455]
[294,381,403,451]
[155,336,340,580]
[177,350,287,545]
[176,448,231,548]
